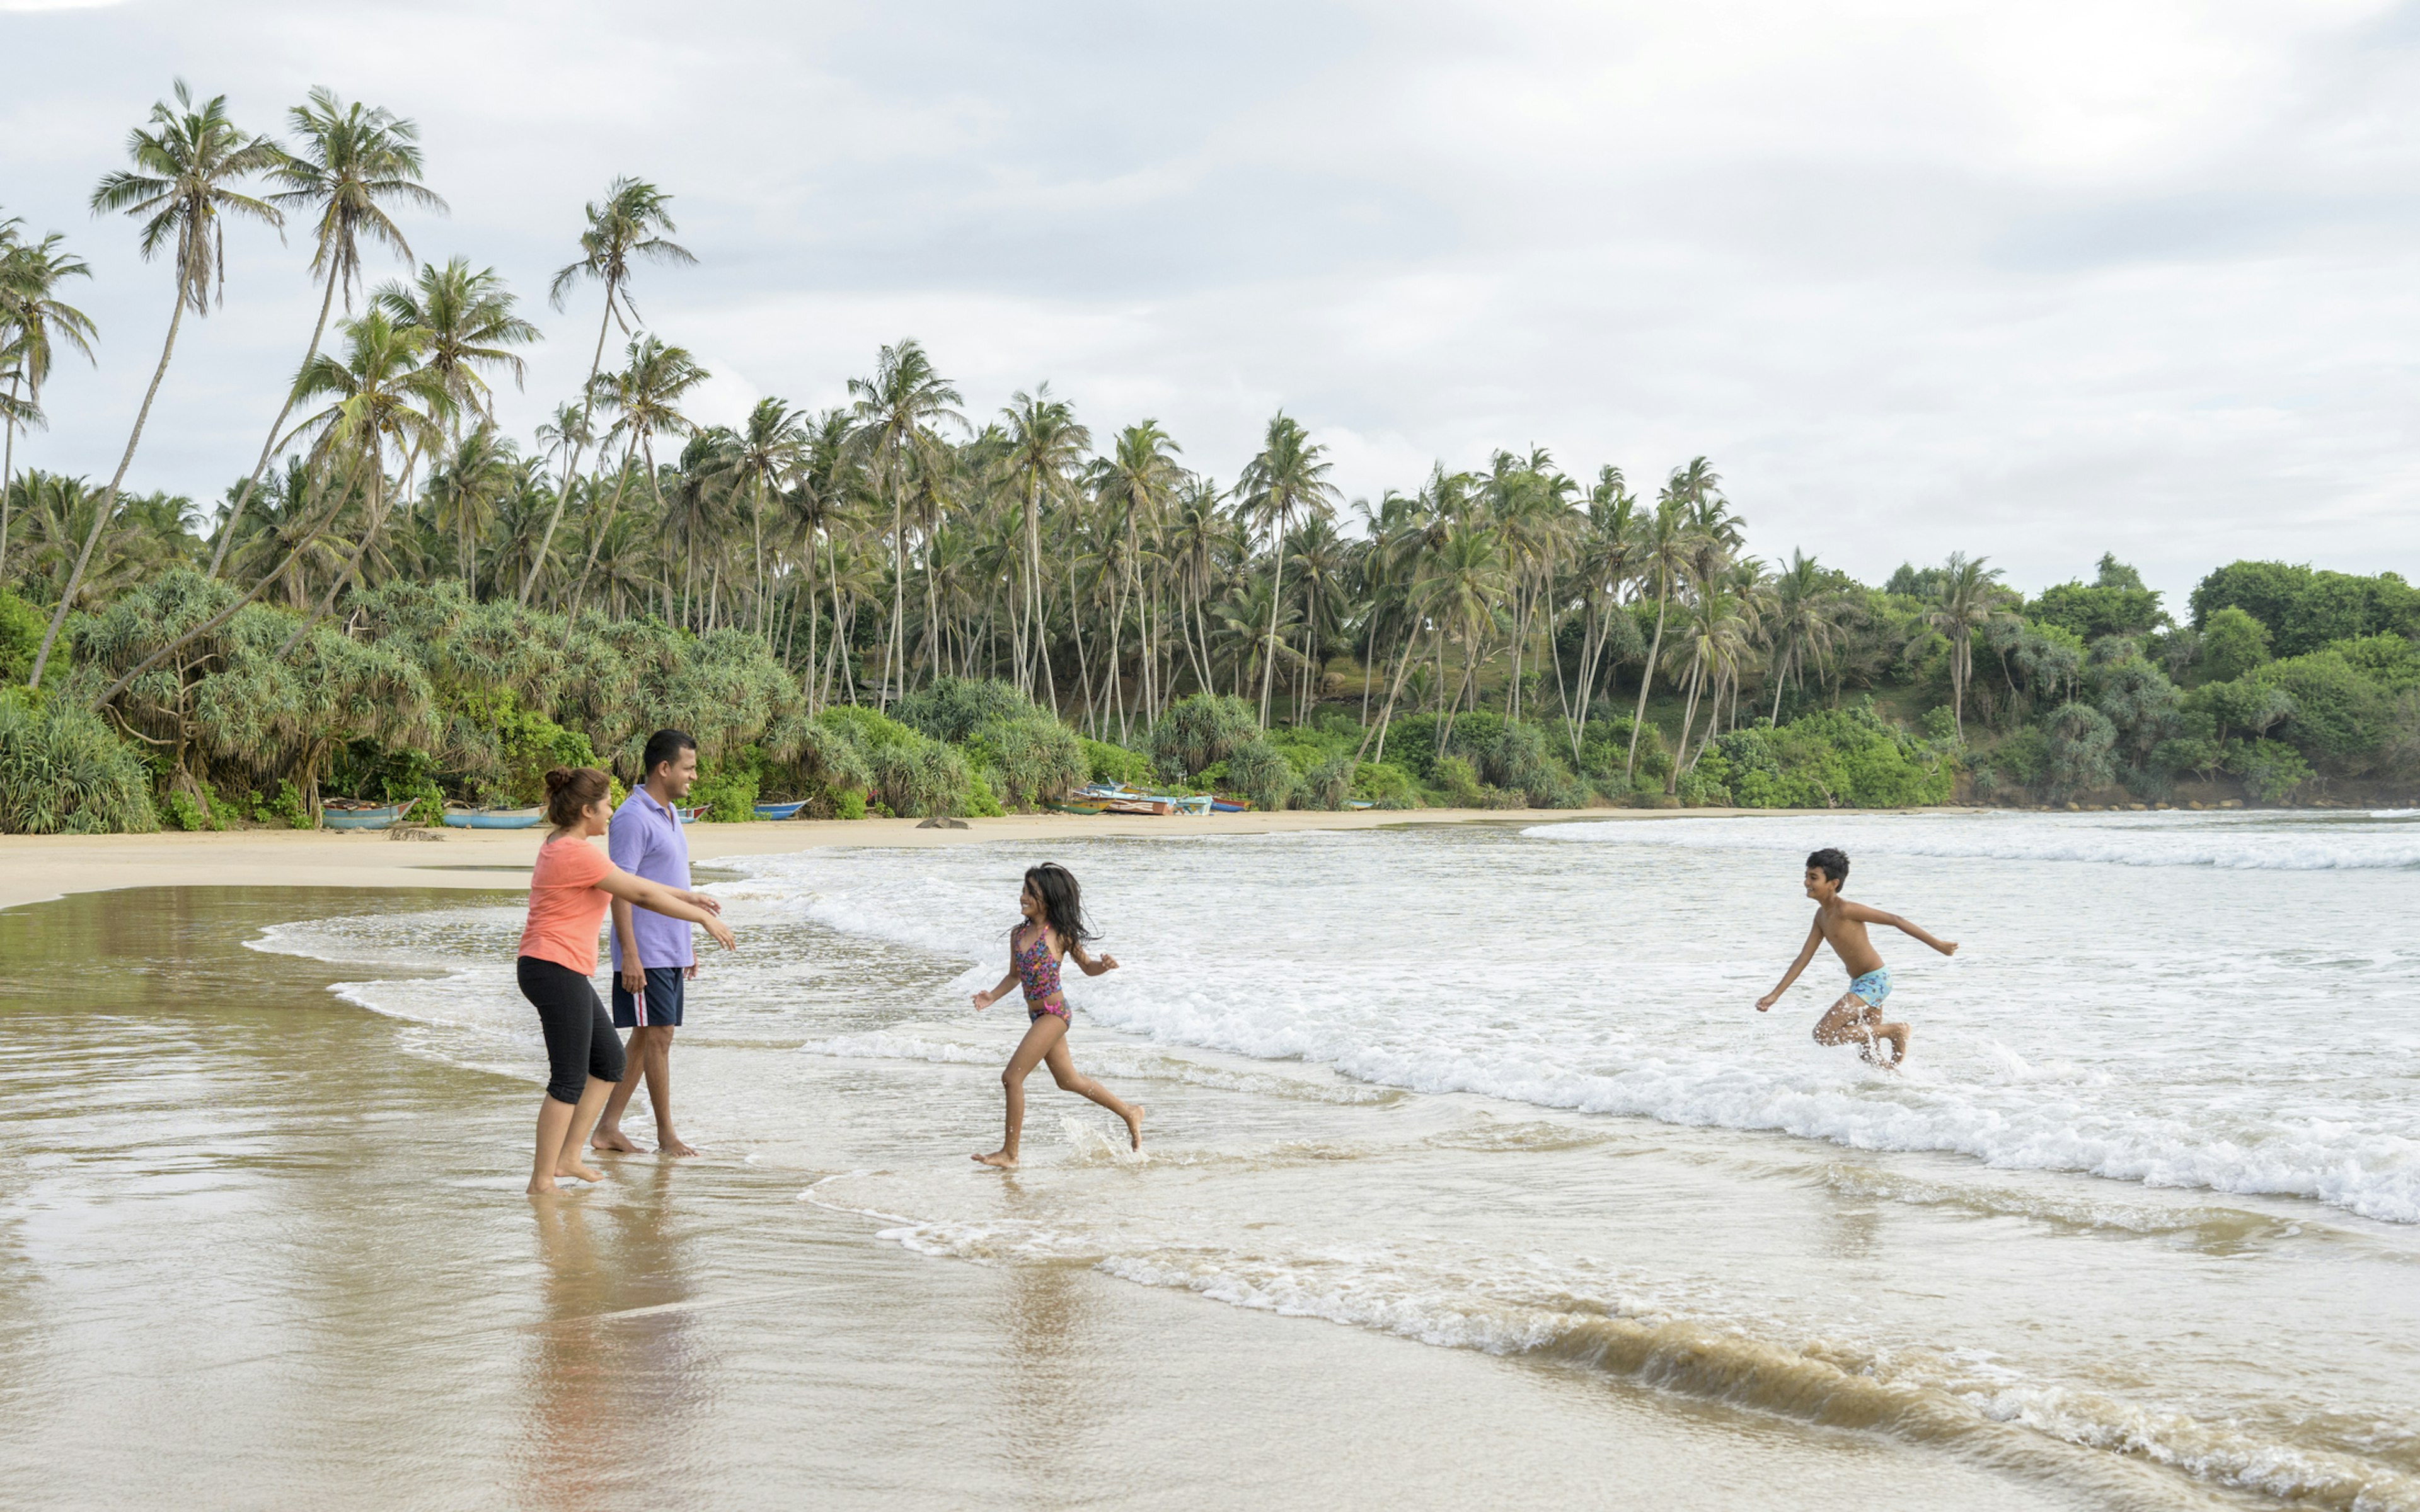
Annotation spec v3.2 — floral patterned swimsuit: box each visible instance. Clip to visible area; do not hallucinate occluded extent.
[1013,924,1068,1022]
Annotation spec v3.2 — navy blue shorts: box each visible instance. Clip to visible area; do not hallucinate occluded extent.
[611,966,687,1028]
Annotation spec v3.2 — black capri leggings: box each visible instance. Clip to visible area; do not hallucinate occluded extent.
[517,956,626,1104]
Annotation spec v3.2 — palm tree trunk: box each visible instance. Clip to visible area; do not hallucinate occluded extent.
[280,433,391,653]
[209,268,343,579]
[1667,660,1707,796]
[1358,625,1422,765]
[1259,511,1288,727]
[1623,585,1669,784]
[30,285,187,689]
[884,484,904,708]
[1,398,18,581]
[519,292,616,605]
[562,438,644,641]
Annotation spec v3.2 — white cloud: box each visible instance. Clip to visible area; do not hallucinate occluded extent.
[4,0,2418,605]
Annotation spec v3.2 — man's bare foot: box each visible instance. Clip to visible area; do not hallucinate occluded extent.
[555,1159,605,1183]
[590,1127,643,1154]
[657,1132,697,1157]
[1122,1103,1146,1152]
[972,1149,1018,1169]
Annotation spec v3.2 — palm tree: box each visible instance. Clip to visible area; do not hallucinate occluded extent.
[998,384,1089,704]
[208,88,444,580]
[1668,584,1753,792]
[712,397,808,639]
[372,257,538,445]
[1763,549,1840,724]
[1917,551,2010,739]
[1234,412,1339,726]
[424,422,518,592]
[1622,471,1697,784]
[1088,420,1185,733]
[522,176,694,605]
[32,81,284,689]
[0,223,98,578]
[277,310,447,649]
[1555,465,1637,757]
[846,340,964,707]
[563,335,707,629]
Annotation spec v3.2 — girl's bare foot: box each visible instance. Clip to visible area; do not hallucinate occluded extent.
[590,1127,643,1154]
[526,1178,562,1197]
[1122,1103,1146,1152]
[972,1149,1018,1169]
[657,1133,697,1157]
[555,1159,605,1183]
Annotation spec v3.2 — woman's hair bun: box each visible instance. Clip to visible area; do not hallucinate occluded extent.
[543,767,573,794]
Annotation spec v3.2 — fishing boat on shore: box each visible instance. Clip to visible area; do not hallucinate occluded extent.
[1210,796,1251,813]
[439,806,543,830]
[674,804,708,823]
[752,799,809,820]
[320,801,405,832]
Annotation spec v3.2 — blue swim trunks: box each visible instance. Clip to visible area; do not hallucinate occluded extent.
[611,966,686,1028]
[1848,967,1891,1008]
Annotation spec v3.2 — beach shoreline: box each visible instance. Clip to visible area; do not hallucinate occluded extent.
[0,803,1910,913]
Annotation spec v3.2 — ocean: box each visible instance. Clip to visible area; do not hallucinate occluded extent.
[252,808,2420,1510]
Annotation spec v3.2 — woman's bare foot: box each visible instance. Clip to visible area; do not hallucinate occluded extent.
[526,1177,562,1197]
[589,1126,643,1154]
[555,1159,606,1183]
[1122,1103,1147,1152]
[657,1132,697,1157]
[972,1149,1018,1169]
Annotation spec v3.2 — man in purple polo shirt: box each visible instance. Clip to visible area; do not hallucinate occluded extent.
[592,728,718,1157]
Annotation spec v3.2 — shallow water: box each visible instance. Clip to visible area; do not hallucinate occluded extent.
[224,810,2420,1511]
[0,886,2108,1512]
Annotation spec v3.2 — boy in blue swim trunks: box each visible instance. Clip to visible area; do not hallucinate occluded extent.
[1754,847,1957,1068]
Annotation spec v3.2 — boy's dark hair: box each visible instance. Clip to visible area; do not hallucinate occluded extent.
[1022,863,1095,946]
[1807,847,1850,885]
[642,728,698,777]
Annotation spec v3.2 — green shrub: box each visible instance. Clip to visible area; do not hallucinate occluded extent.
[1301,754,1355,810]
[2252,650,2394,765]
[0,590,45,687]
[973,714,1086,808]
[1223,737,1297,811]
[688,762,760,823]
[0,693,159,834]
[965,769,1006,818]
[833,788,867,820]
[1351,760,1420,809]
[1082,738,1154,787]
[2198,607,2271,682]
[1694,706,1954,809]
[868,735,974,816]
[1150,693,1259,780]
[2042,702,2118,798]
[2227,738,2312,803]
[893,677,1035,743]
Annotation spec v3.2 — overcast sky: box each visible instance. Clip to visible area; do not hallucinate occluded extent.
[4,0,2417,604]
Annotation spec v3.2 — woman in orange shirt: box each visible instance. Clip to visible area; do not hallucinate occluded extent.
[518,767,736,1195]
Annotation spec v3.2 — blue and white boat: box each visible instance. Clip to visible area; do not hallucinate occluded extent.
[320,801,405,831]
[440,806,544,830]
[752,799,809,820]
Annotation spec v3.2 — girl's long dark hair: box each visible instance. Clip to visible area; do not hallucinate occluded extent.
[1022,864,1095,946]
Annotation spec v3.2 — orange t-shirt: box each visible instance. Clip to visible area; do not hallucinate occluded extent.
[517,835,615,975]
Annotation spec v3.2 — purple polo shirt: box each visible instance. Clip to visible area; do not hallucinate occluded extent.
[608,786,694,970]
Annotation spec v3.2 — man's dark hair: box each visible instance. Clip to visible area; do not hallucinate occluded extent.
[1807,847,1850,886]
[642,728,698,778]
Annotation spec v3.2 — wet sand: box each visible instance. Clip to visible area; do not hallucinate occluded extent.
[0,886,2102,1511]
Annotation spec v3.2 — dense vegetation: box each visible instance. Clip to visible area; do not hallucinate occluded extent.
[3,83,2414,833]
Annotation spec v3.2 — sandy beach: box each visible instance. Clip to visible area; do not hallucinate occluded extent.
[0,805,1758,912]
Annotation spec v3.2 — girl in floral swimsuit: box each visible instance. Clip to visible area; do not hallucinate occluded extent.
[971,863,1145,1166]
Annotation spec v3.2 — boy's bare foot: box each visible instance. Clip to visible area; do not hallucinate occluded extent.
[590,1127,643,1154]
[1122,1103,1146,1152]
[972,1149,1018,1169]
[657,1132,697,1157]
[555,1159,605,1183]
[1882,1024,1911,1067]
